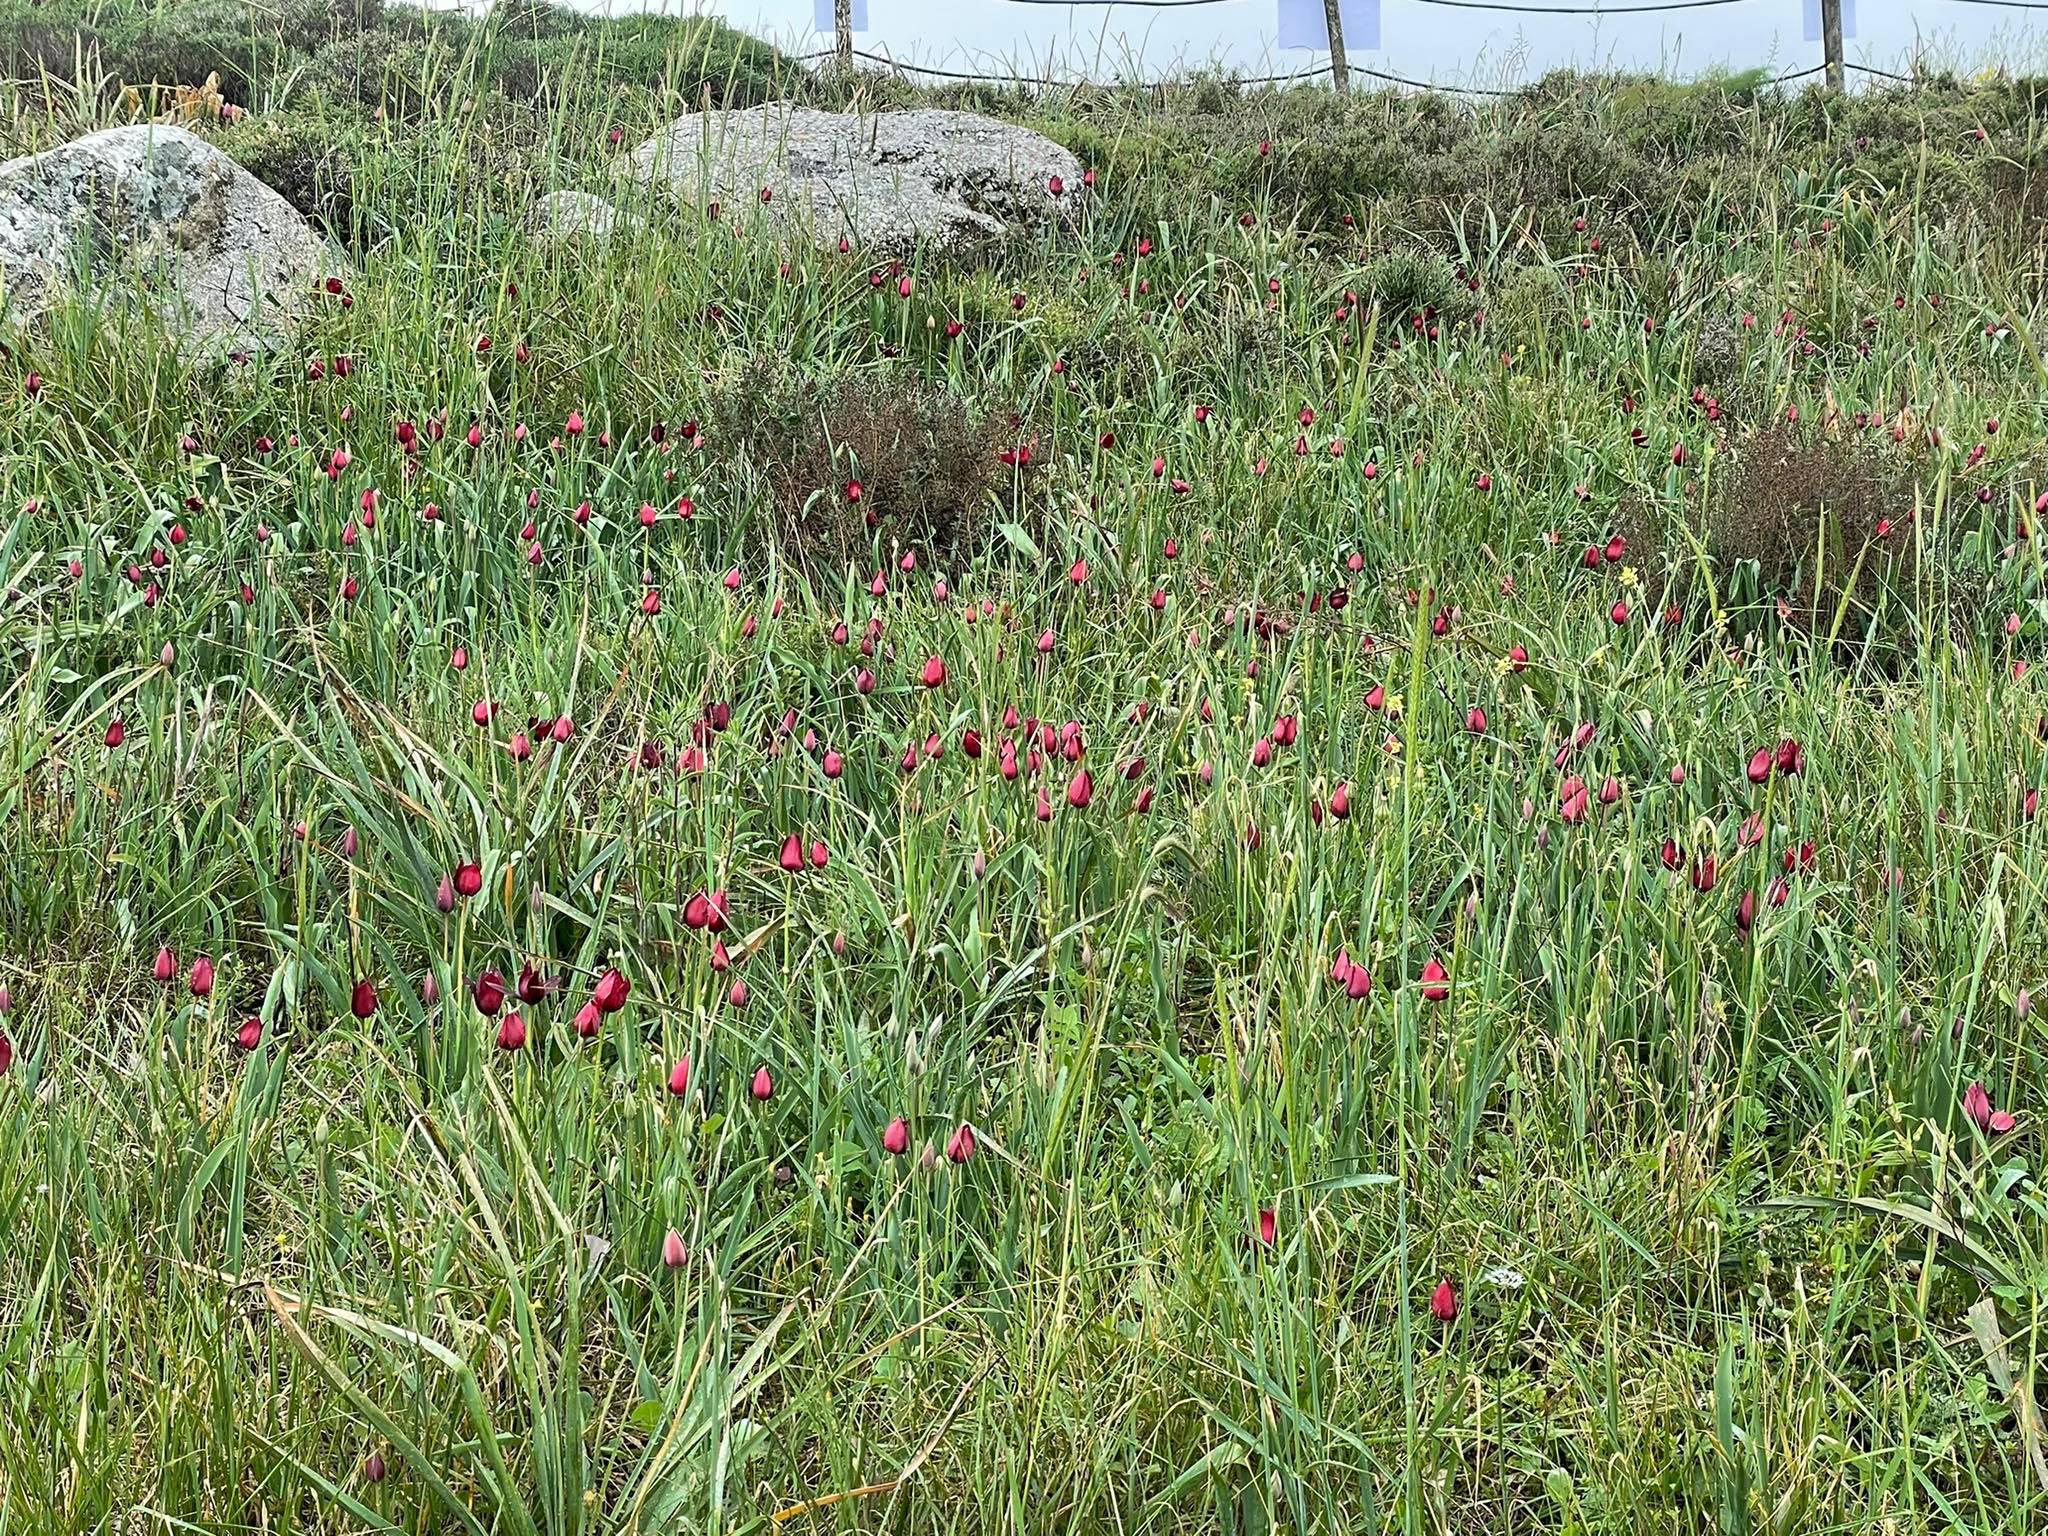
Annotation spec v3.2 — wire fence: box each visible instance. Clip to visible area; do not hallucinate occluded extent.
[792,0,2016,93]
[791,50,1895,93]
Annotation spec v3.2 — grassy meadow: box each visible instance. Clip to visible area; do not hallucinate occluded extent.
[8,5,2048,1530]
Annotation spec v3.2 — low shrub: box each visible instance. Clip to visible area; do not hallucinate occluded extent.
[0,0,793,115]
[705,356,1026,576]
[1619,423,1941,656]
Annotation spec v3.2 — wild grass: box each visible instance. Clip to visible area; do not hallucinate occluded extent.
[6,9,2048,1534]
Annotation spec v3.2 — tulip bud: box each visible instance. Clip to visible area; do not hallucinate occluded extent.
[1430,1279,1458,1322]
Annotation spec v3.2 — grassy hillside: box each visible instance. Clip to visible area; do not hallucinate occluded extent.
[6,9,2048,1532]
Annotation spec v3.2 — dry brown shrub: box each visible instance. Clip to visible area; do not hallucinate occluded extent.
[1619,421,1933,650]
[705,356,1029,576]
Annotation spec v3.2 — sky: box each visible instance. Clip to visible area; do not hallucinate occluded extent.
[532,0,2048,87]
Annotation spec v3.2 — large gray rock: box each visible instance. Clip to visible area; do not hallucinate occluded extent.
[0,124,348,355]
[630,107,1082,255]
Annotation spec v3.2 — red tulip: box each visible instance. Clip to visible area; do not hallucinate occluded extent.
[593,967,630,1013]
[574,1000,601,1037]
[920,655,947,689]
[751,1065,775,1101]
[0,1028,10,1076]
[1430,1279,1458,1322]
[496,1012,527,1051]
[1256,1207,1277,1246]
[883,1116,910,1155]
[1420,957,1449,1002]
[1464,706,1487,734]
[105,717,126,749]
[454,862,482,897]
[1559,777,1589,824]
[668,1056,692,1098]
[472,969,508,1016]
[153,945,177,984]
[516,964,556,1005]
[1066,769,1094,809]
[189,955,215,998]
[351,978,377,1018]
[1330,782,1350,819]
[780,833,803,872]
[236,1016,264,1052]
[1746,746,1773,785]
[1964,1080,2017,1134]
[1346,959,1372,1000]
[662,1229,688,1268]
